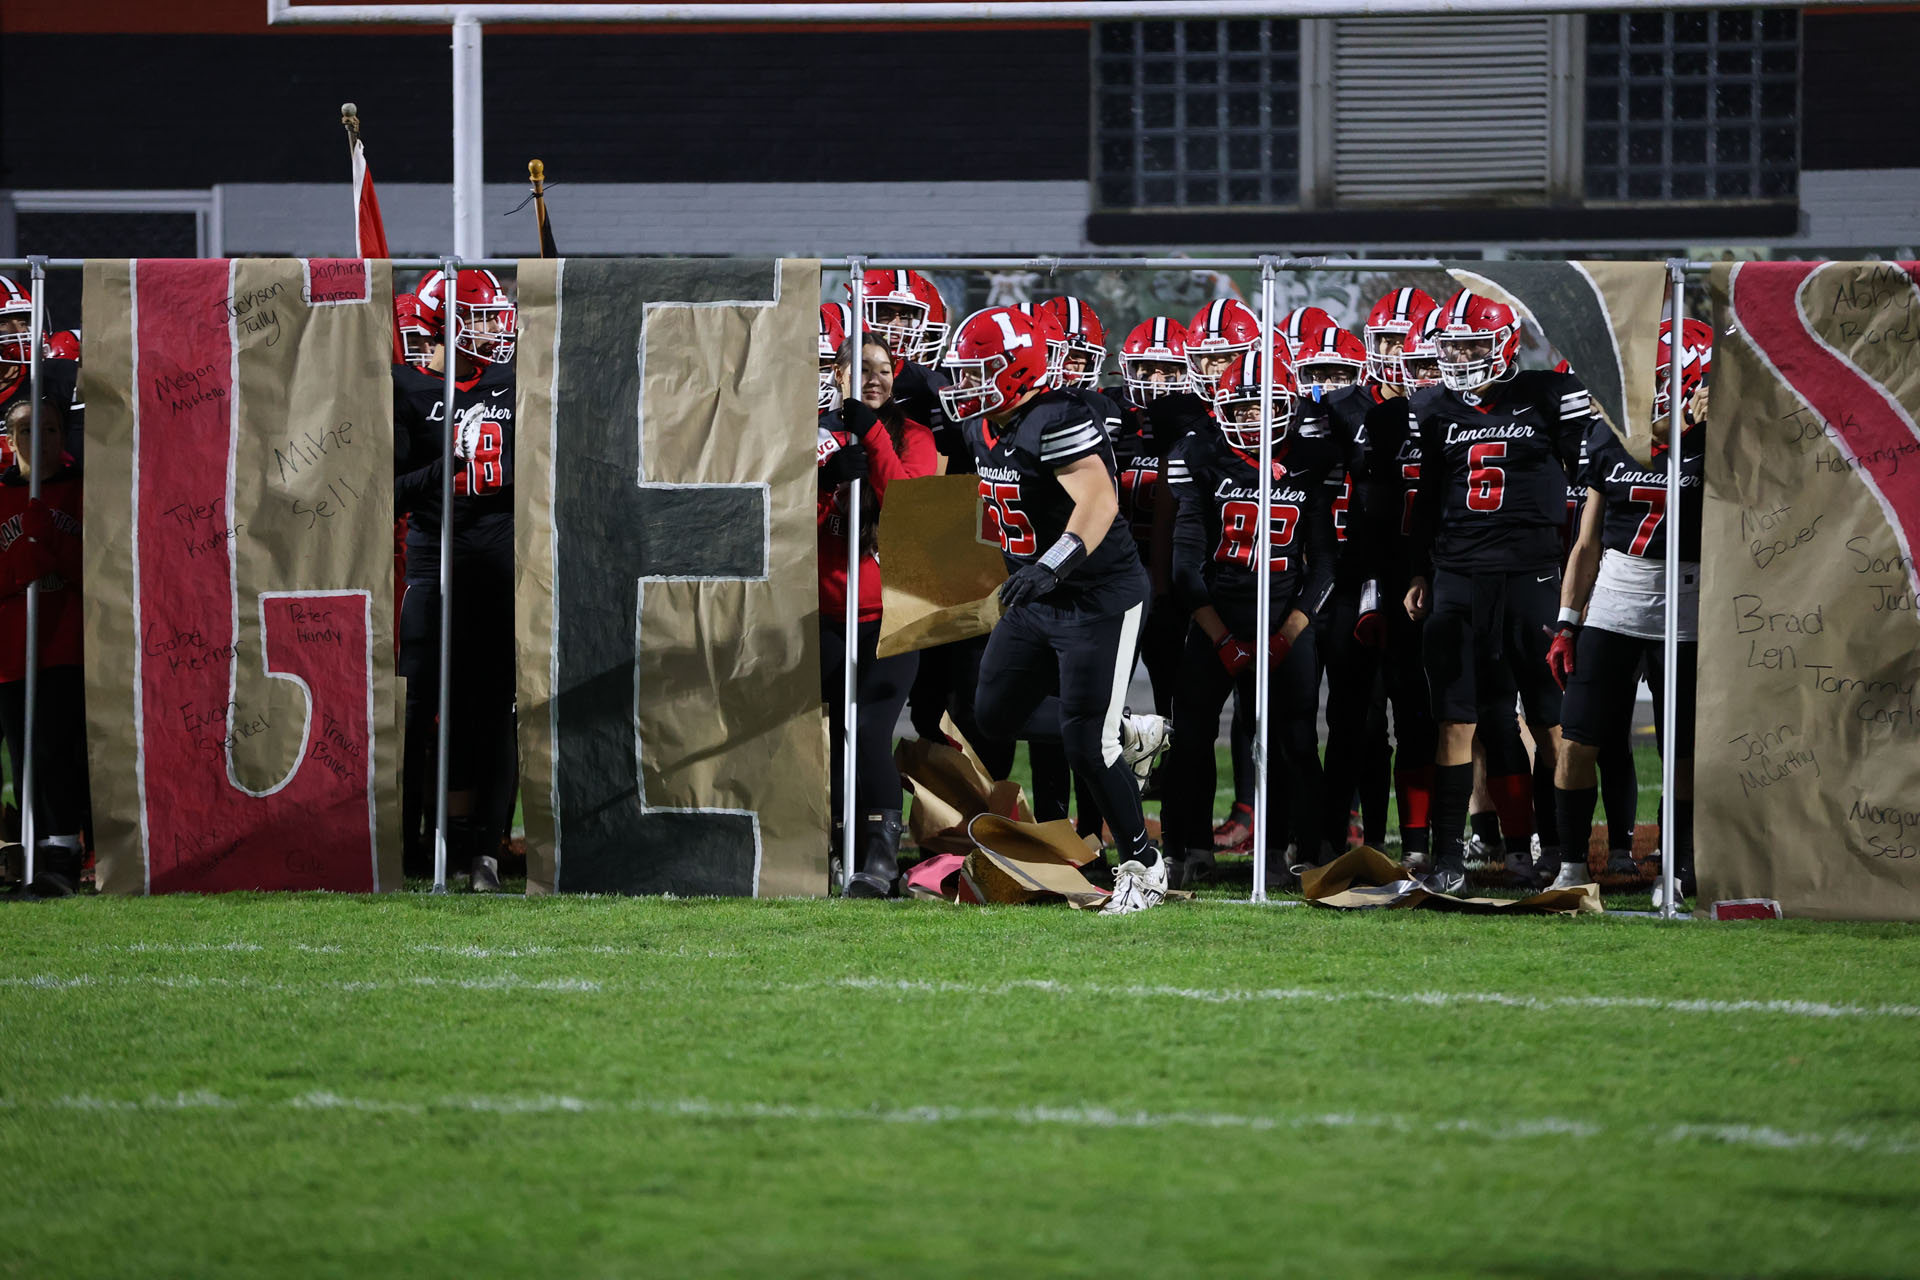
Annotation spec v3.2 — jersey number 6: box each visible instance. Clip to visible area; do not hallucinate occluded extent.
[1467,441,1507,512]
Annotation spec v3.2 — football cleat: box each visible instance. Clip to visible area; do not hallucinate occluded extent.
[1423,866,1468,896]
[1118,712,1172,784]
[1461,834,1501,872]
[1604,848,1640,880]
[1100,853,1169,915]
[1503,847,1537,889]
[469,854,502,893]
[1650,875,1688,911]
[1167,847,1215,891]
[1212,801,1254,851]
[1400,845,1431,873]
[1547,861,1592,892]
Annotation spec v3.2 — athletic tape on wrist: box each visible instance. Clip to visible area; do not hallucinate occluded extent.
[1038,531,1087,577]
[1557,606,1581,627]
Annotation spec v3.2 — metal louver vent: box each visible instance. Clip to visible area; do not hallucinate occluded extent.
[1331,17,1554,205]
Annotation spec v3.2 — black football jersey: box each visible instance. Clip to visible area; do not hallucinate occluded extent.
[1110,404,1166,548]
[1582,417,1703,561]
[393,359,515,578]
[1361,392,1425,588]
[1408,370,1588,575]
[966,388,1148,616]
[893,360,967,474]
[1166,424,1343,636]
[1297,384,1378,591]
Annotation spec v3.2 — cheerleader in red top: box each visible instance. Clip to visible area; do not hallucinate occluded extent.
[0,397,90,897]
[818,332,938,897]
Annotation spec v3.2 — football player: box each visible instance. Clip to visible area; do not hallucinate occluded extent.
[396,293,436,369]
[1162,345,1342,887]
[1401,290,1590,894]
[1112,317,1195,728]
[1547,318,1709,904]
[944,307,1170,915]
[393,268,519,892]
[850,270,963,473]
[1184,298,1262,398]
[1361,293,1440,865]
[1292,317,1391,855]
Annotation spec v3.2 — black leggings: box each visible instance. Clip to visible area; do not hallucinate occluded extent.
[1162,621,1323,856]
[0,665,90,838]
[907,635,1013,780]
[399,577,518,861]
[975,598,1151,859]
[822,619,918,821]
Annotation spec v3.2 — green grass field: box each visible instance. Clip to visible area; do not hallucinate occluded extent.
[5,890,1919,1279]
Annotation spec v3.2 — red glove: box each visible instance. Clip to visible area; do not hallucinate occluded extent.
[1353,610,1386,651]
[1546,623,1578,690]
[1268,630,1292,666]
[1215,633,1253,676]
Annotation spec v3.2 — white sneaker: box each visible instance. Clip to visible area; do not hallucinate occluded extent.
[1503,847,1536,888]
[1401,846,1431,873]
[1101,854,1169,915]
[1547,860,1591,892]
[1118,712,1172,784]
[1651,875,1688,911]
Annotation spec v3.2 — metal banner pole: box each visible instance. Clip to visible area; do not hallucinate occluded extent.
[433,257,459,893]
[1660,262,1685,919]
[1251,258,1277,903]
[20,258,46,888]
[841,263,866,893]
[451,17,485,260]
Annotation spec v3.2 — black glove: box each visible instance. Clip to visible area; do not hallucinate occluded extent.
[818,438,869,489]
[997,532,1088,609]
[1144,390,1213,454]
[840,399,881,436]
[998,562,1059,610]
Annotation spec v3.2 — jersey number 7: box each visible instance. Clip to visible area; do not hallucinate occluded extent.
[978,480,1037,555]
[1627,484,1666,554]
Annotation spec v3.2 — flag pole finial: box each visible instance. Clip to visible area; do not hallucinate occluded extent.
[341,103,361,138]
[529,159,546,183]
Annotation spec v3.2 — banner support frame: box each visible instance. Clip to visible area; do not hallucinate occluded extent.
[20,256,46,890]
[840,260,866,895]
[433,256,459,894]
[1658,259,1685,919]
[1250,256,1278,903]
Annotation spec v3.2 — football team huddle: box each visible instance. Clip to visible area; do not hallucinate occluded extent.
[814,269,1707,915]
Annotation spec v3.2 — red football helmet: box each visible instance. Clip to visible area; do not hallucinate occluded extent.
[818,302,851,411]
[940,307,1050,421]
[1400,309,1445,389]
[1363,287,1438,385]
[1274,306,1337,360]
[42,329,81,363]
[912,280,951,366]
[418,268,516,366]
[1014,302,1069,388]
[1185,298,1262,396]
[1434,290,1521,391]
[0,276,35,365]
[1654,317,1714,429]
[1212,345,1298,454]
[851,269,943,367]
[1294,325,1368,398]
[394,293,436,366]
[1120,317,1190,403]
[1039,296,1108,389]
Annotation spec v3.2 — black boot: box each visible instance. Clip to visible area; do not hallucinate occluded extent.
[28,841,84,899]
[846,810,903,899]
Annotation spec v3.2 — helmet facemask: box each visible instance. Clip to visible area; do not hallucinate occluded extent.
[1187,344,1250,398]
[0,310,33,366]
[1122,355,1189,403]
[455,298,517,366]
[939,353,1009,421]
[866,298,927,367]
[1436,326,1514,392]
[1364,325,1410,386]
[1214,384,1295,454]
[1297,357,1364,401]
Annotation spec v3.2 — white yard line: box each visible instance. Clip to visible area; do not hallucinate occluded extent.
[812,977,1920,1021]
[11,1090,1915,1156]
[8,969,1916,1021]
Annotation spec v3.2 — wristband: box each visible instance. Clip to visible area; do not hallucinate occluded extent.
[1359,579,1381,615]
[1557,606,1581,627]
[1037,531,1088,579]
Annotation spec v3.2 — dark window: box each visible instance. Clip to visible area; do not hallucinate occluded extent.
[1093,19,1301,209]
[1584,8,1798,203]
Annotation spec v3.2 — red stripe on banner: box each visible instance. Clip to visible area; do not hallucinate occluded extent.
[1732,261,1920,602]
[308,259,371,305]
[134,260,377,892]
